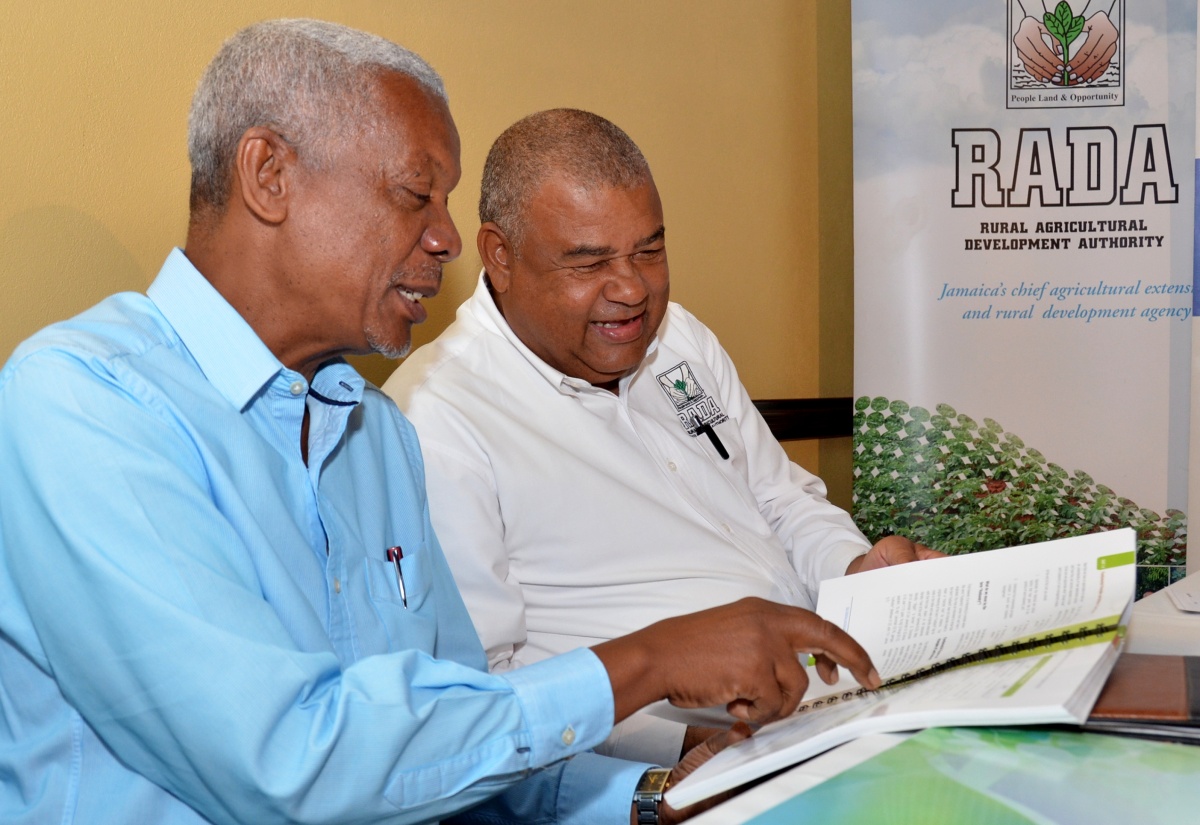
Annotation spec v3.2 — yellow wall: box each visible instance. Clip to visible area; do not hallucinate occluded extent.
[0,0,855,504]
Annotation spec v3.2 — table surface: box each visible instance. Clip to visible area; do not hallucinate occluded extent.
[686,571,1200,824]
[687,734,911,824]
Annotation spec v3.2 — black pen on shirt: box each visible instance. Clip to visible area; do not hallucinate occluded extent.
[692,414,729,460]
[386,545,408,608]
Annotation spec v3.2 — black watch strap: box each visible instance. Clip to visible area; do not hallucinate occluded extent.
[634,768,672,824]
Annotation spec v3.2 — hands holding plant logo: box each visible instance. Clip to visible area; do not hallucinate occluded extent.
[1014,4,1118,86]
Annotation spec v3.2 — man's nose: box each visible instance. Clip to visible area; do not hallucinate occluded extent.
[422,206,462,261]
[603,257,649,304]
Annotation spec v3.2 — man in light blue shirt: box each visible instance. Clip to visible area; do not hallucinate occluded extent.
[0,19,877,825]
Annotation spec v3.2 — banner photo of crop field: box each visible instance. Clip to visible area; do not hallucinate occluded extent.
[851,0,1193,596]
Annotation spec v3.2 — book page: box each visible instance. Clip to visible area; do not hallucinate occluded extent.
[814,528,1134,688]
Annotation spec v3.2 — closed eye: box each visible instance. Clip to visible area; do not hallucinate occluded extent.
[566,247,664,274]
[390,185,432,208]
[632,247,665,263]
[571,260,609,274]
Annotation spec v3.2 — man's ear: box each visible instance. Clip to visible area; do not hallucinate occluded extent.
[234,127,295,225]
[478,222,515,293]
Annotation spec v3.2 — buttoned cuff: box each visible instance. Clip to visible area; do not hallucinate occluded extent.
[497,647,615,764]
[557,752,653,825]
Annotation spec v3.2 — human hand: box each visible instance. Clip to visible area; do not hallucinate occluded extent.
[1069,12,1118,84]
[845,534,944,576]
[679,725,725,761]
[592,597,879,728]
[655,723,754,825]
[1013,15,1061,84]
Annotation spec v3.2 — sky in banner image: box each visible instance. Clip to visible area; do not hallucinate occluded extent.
[851,0,1193,586]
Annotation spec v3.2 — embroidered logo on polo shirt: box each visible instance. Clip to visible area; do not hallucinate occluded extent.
[656,361,728,435]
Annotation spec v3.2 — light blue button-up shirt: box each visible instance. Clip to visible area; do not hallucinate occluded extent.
[0,249,648,824]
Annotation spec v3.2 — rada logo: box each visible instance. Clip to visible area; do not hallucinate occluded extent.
[1008,0,1124,109]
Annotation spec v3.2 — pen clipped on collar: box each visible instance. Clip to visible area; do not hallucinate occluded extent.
[691,415,729,460]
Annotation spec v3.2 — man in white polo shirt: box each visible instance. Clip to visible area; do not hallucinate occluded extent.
[384,108,939,767]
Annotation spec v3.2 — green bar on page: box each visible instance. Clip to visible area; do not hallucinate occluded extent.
[1097,551,1136,569]
[1002,653,1051,697]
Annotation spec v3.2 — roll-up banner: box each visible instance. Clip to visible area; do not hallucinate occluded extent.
[851,0,1193,596]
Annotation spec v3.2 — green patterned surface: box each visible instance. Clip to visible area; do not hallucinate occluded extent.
[852,396,1186,598]
[749,726,1200,824]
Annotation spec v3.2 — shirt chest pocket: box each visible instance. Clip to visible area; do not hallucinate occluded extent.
[361,546,437,652]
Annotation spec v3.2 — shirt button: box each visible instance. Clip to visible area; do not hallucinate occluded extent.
[561,726,576,746]
[290,380,306,396]
[722,523,732,533]
[333,578,342,594]
[667,461,678,472]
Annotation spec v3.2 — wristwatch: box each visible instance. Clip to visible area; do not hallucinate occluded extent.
[634,768,672,824]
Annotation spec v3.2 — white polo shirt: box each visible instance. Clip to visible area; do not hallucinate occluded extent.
[384,272,870,765]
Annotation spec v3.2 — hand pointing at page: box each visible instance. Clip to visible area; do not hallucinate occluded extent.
[592,597,881,727]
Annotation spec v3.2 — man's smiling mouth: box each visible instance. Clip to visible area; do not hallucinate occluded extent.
[590,313,645,342]
[593,312,643,329]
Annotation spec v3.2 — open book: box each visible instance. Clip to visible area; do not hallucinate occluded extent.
[665,528,1136,809]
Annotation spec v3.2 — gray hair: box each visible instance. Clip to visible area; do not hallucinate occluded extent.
[188,18,446,216]
[479,108,651,251]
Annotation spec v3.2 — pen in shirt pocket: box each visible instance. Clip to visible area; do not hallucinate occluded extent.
[386,545,408,608]
[691,414,729,460]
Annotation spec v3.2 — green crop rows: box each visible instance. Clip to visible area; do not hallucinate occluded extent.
[851,396,1187,599]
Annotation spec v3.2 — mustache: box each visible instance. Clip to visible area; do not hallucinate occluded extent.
[392,262,444,296]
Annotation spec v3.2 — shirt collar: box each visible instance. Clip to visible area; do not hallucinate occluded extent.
[463,268,660,395]
[147,248,285,411]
